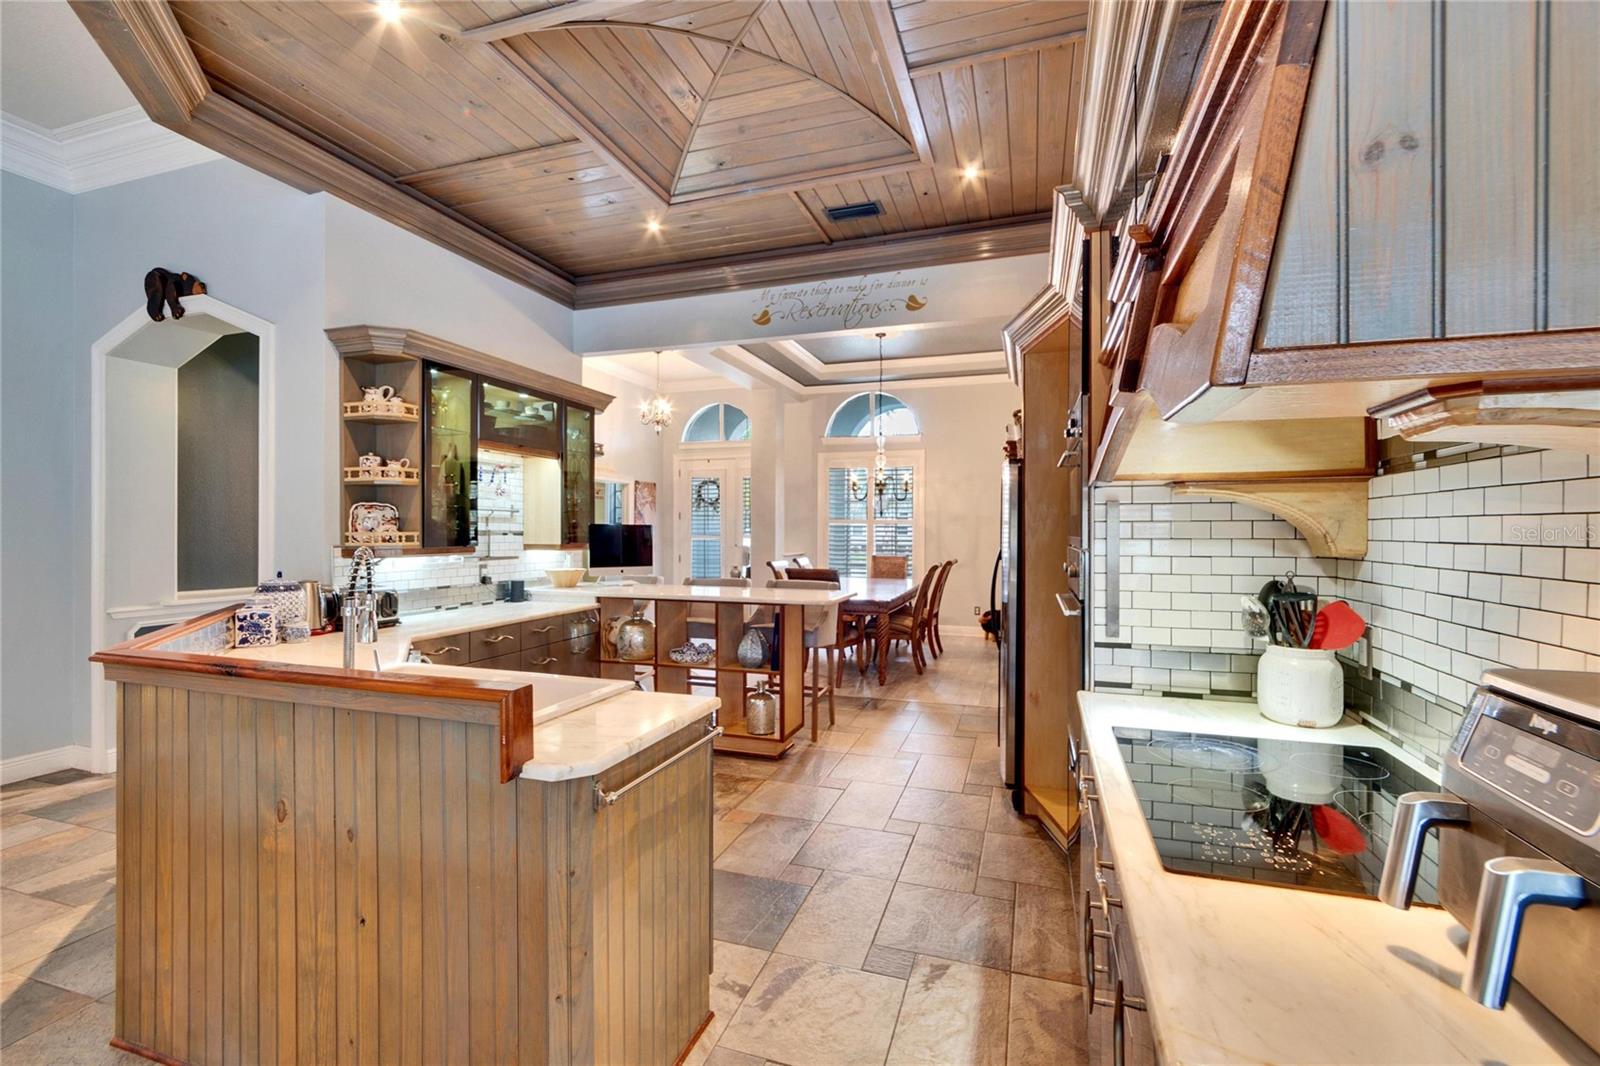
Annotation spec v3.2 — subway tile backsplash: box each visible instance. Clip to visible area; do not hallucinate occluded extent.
[1092,443,1599,768]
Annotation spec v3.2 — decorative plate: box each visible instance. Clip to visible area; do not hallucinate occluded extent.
[349,501,400,534]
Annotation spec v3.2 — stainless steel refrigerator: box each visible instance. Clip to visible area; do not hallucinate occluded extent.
[997,455,1024,803]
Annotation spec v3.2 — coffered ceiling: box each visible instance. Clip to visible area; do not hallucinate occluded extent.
[75,0,1087,306]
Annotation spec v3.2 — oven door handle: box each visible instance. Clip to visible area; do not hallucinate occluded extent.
[1378,792,1470,909]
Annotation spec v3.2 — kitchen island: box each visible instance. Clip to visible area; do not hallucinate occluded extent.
[92,603,719,1066]
[544,583,853,758]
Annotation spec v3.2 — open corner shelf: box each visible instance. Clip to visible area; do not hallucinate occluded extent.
[342,405,420,424]
[343,531,422,549]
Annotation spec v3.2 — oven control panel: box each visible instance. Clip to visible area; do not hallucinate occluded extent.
[1460,691,1600,836]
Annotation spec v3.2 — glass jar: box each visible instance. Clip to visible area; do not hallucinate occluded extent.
[745,682,778,736]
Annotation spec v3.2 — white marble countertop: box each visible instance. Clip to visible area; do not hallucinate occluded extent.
[513,688,717,782]
[226,597,598,669]
[542,583,853,605]
[222,597,718,781]
[1079,689,1597,1065]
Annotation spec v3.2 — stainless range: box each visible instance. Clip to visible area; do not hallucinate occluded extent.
[1382,670,1600,1054]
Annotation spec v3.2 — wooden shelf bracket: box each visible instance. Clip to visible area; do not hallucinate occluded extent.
[1173,477,1369,559]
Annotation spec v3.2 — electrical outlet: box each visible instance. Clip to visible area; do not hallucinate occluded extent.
[972,605,980,614]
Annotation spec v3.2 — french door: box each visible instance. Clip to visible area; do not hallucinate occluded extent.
[675,458,751,580]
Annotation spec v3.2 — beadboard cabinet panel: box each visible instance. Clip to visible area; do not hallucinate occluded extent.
[1547,1,1600,329]
[111,679,712,1066]
[1258,0,1599,349]
[1443,1,1537,336]
[1344,0,1436,343]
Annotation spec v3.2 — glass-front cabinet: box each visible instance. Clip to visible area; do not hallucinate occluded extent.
[423,364,477,549]
[479,379,562,454]
[563,405,595,545]
[416,366,597,550]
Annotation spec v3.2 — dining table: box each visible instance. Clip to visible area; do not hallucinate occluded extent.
[838,574,919,685]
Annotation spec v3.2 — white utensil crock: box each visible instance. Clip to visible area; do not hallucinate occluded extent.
[1257,645,1345,729]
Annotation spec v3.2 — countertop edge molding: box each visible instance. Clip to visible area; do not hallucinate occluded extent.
[326,324,616,412]
[92,604,535,781]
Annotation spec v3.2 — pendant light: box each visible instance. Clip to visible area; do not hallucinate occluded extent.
[638,349,673,434]
[847,332,912,514]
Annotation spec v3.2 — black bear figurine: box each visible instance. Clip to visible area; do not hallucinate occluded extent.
[143,268,207,321]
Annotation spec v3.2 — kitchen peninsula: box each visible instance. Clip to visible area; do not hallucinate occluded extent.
[90,599,718,1066]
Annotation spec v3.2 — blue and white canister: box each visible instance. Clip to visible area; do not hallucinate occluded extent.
[234,604,279,648]
[254,572,305,639]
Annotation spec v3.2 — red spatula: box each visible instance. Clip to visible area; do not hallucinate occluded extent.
[1309,600,1365,651]
[1312,804,1368,855]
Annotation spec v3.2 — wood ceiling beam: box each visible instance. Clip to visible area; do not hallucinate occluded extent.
[70,0,578,304]
[457,1,648,43]
[907,23,1089,79]
[572,215,1051,307]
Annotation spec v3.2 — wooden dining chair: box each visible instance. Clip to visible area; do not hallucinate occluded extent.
[926,559,956,658]
[869,554,908,579]
[768,578,841,739]
[885,565,940,674]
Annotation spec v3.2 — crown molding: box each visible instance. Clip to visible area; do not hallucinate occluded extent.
[1,106,218,194]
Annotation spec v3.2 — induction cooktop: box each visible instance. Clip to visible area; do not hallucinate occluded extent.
[1111,727,1441,904]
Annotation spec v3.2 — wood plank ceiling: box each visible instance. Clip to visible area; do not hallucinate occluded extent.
[92,0,1087,304]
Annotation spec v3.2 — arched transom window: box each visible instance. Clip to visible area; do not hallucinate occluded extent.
[682,402,751,443]
[824,392,919,438]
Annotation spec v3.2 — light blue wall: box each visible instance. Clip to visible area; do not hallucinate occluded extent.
[2,154,588,768]
[1,171,80,758]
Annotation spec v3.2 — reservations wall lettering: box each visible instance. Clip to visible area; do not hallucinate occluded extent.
[750,271,930,330]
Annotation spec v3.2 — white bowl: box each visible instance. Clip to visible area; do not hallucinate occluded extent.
[546,567,587,588]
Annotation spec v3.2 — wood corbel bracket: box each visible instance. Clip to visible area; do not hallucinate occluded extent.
[1173,477,1369,558]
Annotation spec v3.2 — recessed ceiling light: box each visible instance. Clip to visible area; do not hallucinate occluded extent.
[962,163,980,181]
[645,218,662,234]
[374,0,404,23]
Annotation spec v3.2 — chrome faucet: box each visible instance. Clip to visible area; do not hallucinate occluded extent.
[342,546,380,669]
[1462,856,1587,1008]
[1377,791,1471,909]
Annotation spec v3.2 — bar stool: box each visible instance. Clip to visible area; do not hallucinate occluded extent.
[768,578,840,740]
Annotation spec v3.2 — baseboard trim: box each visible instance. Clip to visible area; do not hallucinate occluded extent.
[0,744,113,785]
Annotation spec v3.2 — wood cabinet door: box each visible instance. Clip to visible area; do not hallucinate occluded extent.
[474,649,523,671]
[469,623,522,661]
[412,632,471,666]
[519,644,563,673]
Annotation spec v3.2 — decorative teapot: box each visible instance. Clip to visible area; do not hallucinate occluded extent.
[361,384,395,411]
[383,457,411,478]
[358,452,383,471]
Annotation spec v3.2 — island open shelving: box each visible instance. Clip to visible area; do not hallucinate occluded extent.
[586,584,853,758]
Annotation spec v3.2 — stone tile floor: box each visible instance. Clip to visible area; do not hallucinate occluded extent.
[0,635,1088,1064]
[692,637,1087,1066]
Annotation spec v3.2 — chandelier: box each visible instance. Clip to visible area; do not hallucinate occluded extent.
[638,349,674,434]
[847,332,913,514]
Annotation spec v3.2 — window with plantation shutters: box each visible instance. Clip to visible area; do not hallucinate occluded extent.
[820,456,923,579]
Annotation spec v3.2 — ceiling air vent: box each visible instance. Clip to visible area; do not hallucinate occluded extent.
[824,201,883,222]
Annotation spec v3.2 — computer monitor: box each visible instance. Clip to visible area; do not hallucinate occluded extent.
[587,523,655,580]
